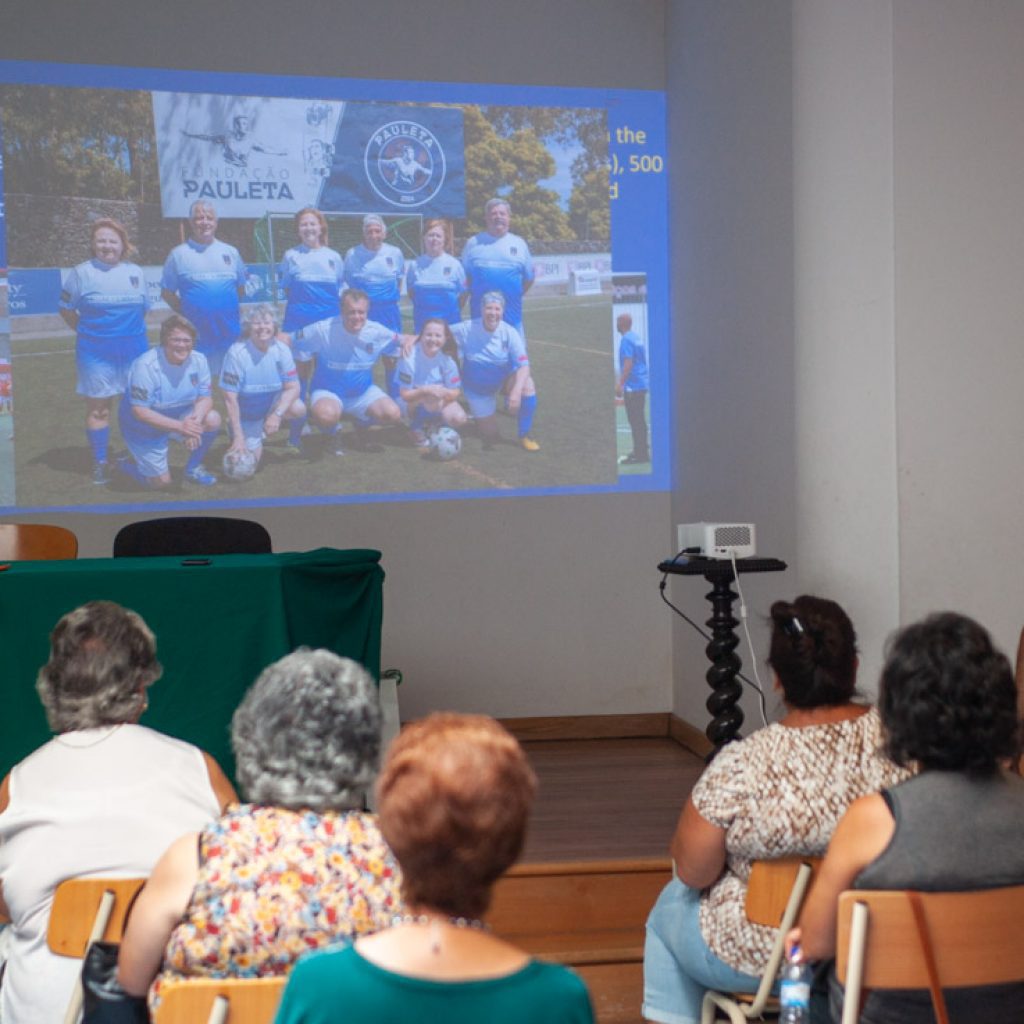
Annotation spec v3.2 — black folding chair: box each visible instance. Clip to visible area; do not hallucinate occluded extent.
[113,517,272,557]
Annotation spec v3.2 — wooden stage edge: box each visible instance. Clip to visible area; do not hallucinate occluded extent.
[483,715,710,1024]
[498,711,714,759]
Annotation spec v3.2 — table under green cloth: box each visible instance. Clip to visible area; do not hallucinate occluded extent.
[0,548,384,781]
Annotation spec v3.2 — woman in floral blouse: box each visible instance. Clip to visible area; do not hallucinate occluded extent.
[117,649,402,1008]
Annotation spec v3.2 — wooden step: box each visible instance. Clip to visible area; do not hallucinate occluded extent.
[489,857,671,1024]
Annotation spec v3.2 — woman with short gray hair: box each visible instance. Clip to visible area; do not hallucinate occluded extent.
[0,601,235,1024]
[219,302,305,474]
[232,648,380,810]
[342,213,405,332]
[117,649,402,1010]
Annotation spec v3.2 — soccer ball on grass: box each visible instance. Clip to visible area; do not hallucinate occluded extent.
[428,426,462,461]
[222,448,259,481]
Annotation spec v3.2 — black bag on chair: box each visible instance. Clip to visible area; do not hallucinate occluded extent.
[81,941,149,1024]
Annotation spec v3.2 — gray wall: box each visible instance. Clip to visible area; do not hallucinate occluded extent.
[666,1,797,727]
[893,0,1024,652]
[1,0,675,720]
[668,0,1024,727]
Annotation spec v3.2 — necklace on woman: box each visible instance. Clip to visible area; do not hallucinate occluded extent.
[393,913,489,955]
[54,724,123,748]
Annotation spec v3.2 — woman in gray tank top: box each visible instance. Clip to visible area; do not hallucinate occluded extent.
[789,611,1024,1023]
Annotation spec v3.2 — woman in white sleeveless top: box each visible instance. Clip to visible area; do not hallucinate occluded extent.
[0,601,236,1024]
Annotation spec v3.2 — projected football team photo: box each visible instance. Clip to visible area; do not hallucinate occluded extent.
[0,71,666,512]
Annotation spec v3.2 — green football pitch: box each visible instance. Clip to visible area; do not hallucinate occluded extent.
[9,295,626,509]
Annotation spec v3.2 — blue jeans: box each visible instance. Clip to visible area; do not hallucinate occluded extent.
[643,878,763,1024]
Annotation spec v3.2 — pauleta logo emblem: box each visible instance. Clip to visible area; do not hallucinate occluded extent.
[365,121,446,207]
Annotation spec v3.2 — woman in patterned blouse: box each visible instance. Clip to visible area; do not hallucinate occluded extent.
[642,596,909,1024]
[117,649,403,1008]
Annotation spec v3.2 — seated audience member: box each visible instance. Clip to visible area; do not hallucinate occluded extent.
[274,713,595,1024]
[642,596,910,1024]
[0,602,235,1024]
[791,611,1024,1023]
[118,649,402,1009]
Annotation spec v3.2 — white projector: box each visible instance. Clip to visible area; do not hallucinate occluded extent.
[677,522,756,559]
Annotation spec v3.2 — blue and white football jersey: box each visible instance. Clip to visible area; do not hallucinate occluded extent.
[220,338,298,420]
[295,317,399,398]
[396,346,462,393]
[120,347,212,441]
[279,245,345,331]
[461,231,534,330]
[405,253,467,330]
[450,319,529,394]
[343,243,404,331]
[60,259,149,348]
[161,239,246,351]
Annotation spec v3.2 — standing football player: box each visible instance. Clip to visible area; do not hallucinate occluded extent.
[461,198,535,336]
[342,215,405,332]
[161,200,247,378]
[279,207,345,333]
[59,218,150,485]
[343,214,406,397]
[405,219,467,332]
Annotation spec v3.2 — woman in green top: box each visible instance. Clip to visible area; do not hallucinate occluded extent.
[274,713,594,1024]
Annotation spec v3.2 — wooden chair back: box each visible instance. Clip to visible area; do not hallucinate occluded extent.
[151,976,287,1024]
[836,885,1024,1024]
[0,523,78,560]
[46,877,147,1024]
[47,876,147,957]
[745,856,822,926]
[700,856,821,1024]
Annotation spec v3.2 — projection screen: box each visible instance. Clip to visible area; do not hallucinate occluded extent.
[0,60,667,513]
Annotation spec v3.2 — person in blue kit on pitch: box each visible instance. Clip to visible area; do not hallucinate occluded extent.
[292,288,412,455]
[343,214,405,332]
[160,200,247,378]
[220,304,304,474]
[343,214,406,398]
[451,292,539,452]
[117,314,222,488]
[461,198,535,335]
[279,207,345,333]
[397,318,467,447]
[615,313,650,465]
[59,218,151,485]
[405,219,467,331]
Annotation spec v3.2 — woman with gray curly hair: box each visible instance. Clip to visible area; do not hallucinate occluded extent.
[0,601,235,1024]
[117,649,402,1009]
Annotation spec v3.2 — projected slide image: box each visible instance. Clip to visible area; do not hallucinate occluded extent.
[0,67,668,511]
[612,273,650,473]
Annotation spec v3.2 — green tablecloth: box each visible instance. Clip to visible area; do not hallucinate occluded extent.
[0,548,384,781]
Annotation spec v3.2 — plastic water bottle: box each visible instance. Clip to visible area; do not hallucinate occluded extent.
[779,943,812,1023]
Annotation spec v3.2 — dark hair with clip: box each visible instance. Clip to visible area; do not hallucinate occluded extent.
[768,595,858,708]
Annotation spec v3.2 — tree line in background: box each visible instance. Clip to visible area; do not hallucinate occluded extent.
[0,85,609,247]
